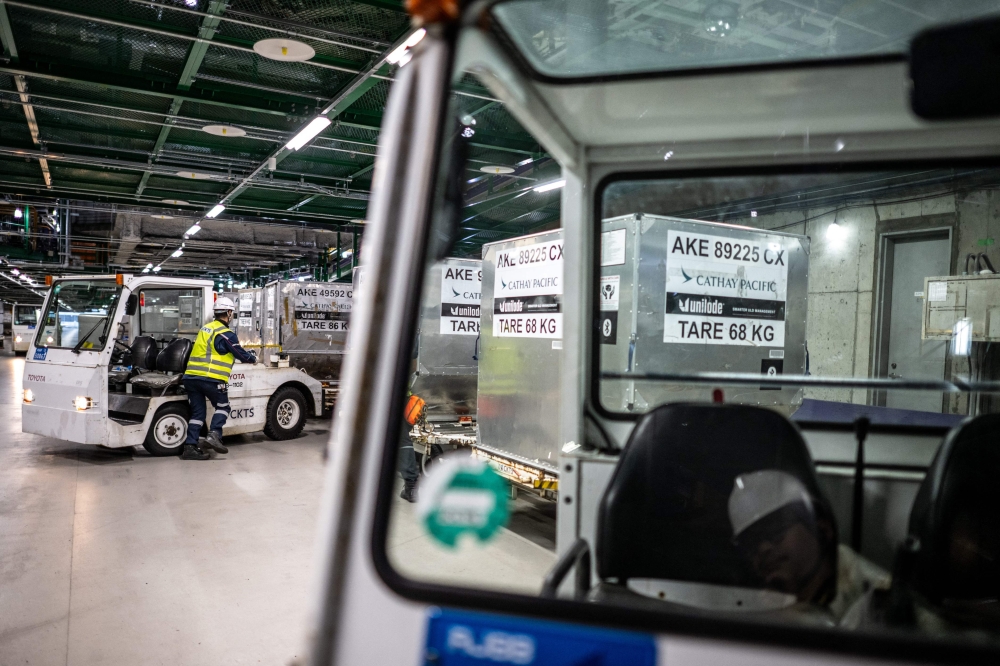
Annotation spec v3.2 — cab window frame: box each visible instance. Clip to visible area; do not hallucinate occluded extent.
[35,278,122,351]
[369,155,1000,666]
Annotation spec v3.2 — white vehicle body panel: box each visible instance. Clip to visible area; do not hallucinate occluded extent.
[306,17,1000,666]
[20,274,324,447]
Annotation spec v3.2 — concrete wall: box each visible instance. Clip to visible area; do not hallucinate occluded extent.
[728,190,1000,405]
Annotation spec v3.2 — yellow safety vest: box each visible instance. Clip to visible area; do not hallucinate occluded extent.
[184,319,235,382]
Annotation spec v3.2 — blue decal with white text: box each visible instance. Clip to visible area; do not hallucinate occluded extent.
[33,347,47,361]
[424,609,656,666]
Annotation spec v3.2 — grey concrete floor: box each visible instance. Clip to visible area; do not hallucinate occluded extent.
[0,353,328,666]
[0,351,559,665]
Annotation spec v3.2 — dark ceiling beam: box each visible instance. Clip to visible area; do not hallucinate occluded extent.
[126,0,386,53]
[212,28,419,211]
[0,176,363,225]
[345,0,407,13]
[0,144,369,203]
[0,63,298,118]
[0,5,51,188]
[138,0,226,199]
[3,1,365,74]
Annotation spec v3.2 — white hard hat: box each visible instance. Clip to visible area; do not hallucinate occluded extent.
[728,470,813,537]
[214,296,236,312]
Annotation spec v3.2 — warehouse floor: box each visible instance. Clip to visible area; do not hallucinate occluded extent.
[0,353,557,665]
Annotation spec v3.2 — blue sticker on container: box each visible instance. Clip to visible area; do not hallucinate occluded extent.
[33,347,47,361]
[424,609,657,666]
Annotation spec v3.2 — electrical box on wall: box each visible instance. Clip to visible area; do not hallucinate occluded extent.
[922,274,1000,340]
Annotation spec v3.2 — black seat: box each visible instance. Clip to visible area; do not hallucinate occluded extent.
[544,403,837,616]
[130,336,158,371]
[889,413,1000,629]
[156,338,193,374]
[129,338,191,391]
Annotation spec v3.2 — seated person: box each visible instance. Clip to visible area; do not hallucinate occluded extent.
[728,470,890,622]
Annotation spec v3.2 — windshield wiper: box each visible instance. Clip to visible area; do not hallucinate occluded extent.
[72,315,109,354]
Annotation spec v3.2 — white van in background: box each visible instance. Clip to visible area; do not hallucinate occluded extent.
[11,303,39,354]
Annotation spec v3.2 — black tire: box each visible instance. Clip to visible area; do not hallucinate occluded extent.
[143,402,190,456]
[263,386,307,440]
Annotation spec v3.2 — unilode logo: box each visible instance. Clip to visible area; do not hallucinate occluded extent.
[677,296,723,315]
[446,625,535,664]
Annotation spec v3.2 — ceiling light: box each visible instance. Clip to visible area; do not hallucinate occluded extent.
[185,224,202,236]
[161,199,189,205]
[18,274,30,282]
[184,0,197,6]
[206,204,225,219]
[253,38,315,62]
[10,268,19,275]
[142,263,153,273]
[481,165,515,175]
[202,125,247,138]
[461,126,475,138]
[153,265,162,272]
[13,207,21,218]
[386,29,426,66]
[175,171,213,180]
[171,249,184,258]
[534,179,566,193]
[286,117,331,151]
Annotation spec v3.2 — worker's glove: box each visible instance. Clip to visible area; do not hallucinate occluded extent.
[250,350,258,365]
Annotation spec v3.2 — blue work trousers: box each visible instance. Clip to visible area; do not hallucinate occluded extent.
[182,377,230,445]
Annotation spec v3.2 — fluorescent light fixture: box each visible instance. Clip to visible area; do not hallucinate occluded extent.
[10,268,18,275]
[206,204,225,219]
[534,179,566,193]
[142,267,151,274]
[953,318,973,356]
[386,29,426,66]
[185,224,202,236]
[286,117,331,151]
[18,274,30,282]
[171,249,184,258]
[153,265,162,273]
[13,208,21,219]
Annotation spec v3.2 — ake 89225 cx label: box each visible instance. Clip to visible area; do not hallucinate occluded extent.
[664,230,789,347]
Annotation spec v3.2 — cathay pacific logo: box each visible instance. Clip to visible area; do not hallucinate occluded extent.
[452,286,460,298]
[682,268,693,283]
[501,278,508,290]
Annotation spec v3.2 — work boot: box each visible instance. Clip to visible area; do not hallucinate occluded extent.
[181,444,210,461]
[201,431,228,454]
[400,479,417,503]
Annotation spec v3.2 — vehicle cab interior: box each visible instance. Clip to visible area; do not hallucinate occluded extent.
[358,1,1000,663]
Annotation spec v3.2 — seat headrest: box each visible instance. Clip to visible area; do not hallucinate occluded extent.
[906,413,1000,619]
[156,338,193,374]
[130,336,158,370]
[597,403,836,602]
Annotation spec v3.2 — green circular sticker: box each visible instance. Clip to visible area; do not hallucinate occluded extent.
[417,456,510,548]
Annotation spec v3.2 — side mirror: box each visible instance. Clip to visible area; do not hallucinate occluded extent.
[911,16,1000,120]
[124,293,138,317]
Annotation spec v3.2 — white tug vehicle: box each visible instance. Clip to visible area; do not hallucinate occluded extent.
[21,273,323,455]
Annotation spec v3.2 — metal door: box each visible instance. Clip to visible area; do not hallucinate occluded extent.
[884,235,951,411]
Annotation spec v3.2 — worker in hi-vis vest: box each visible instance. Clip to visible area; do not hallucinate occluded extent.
[180,296,257,461]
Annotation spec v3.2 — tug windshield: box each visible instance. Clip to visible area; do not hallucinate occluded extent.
[36,279,122,350]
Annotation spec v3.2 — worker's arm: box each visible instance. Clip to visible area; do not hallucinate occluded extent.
[214,330,257,364]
